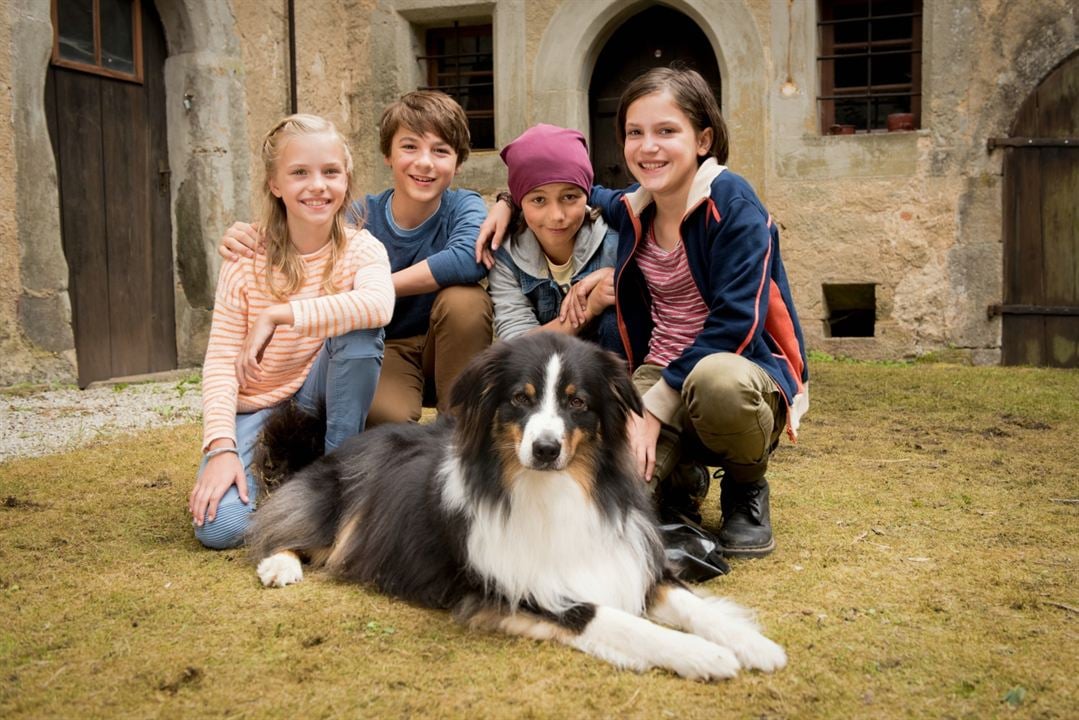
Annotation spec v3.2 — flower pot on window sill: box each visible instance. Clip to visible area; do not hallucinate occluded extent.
[829,124,856,135]
[887,113,915,132]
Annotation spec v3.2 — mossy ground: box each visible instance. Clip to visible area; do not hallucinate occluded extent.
[1,361,1076,719]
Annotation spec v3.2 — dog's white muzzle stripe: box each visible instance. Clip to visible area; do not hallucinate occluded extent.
[518,353,568,469]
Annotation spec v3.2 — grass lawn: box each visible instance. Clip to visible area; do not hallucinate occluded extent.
[1,359,1077,719]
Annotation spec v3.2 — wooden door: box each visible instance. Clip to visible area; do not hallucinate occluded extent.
[1000,51,1079,367]
[45,0,176,387]
[588,6,723,189]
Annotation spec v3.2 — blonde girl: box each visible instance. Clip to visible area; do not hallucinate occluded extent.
[190,114,394,549]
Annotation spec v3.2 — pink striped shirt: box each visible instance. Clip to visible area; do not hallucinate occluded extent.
[201,228,394,450]
[636,227,709,368]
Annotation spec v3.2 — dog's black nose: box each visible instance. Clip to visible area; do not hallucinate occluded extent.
[532,438,561,464]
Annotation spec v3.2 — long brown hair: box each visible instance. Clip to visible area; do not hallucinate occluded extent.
[615,66,729,165]
[259,114,356,300]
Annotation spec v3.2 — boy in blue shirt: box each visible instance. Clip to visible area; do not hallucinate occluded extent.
[219,91,491,425]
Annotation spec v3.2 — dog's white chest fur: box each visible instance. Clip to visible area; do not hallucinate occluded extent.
[443,461,655,615]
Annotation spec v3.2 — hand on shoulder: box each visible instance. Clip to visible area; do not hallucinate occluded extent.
[218,221,264,261]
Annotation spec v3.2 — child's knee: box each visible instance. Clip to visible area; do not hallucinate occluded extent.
[686,354,770,422]
[193,497,254,549]
[327,327,385,360]
[684,354,778,462]
[431,285,492,334]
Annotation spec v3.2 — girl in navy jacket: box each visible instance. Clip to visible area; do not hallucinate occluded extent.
[481,68,808,557]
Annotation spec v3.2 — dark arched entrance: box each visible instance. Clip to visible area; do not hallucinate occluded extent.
[999,50,1078,367]
[45,1,177,386]
[588,5,722,189]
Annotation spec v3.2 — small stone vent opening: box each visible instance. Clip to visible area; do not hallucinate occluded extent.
[823,283,876,337]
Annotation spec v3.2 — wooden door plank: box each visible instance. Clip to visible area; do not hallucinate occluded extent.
[101,78,154,378]
[1041,148,1078,306]
[1002,60,1060,366]
[1037,52,1079,136]
[54,69,112,387]
[1003,95,1040,306]
[1038,56,1079,368]
[143,1,178,372]
[1002,316,1047,365]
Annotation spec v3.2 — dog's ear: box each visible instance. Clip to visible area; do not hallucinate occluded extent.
[601,349,643,417]
[448,341,507,455]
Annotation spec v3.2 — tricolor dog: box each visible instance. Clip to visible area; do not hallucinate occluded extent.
[248,333,786,680]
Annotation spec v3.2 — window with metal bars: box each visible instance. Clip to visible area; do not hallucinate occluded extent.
[51,0,144,83]
[419,22,494,150]
[817,0,922,134]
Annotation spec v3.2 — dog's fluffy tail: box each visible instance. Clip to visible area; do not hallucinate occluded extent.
[246,460,341,563]
[251,399,325,495]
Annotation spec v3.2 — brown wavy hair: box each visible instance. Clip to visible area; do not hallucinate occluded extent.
[378,90,471,165]
[615,66,729,165]
[259,114,356,301]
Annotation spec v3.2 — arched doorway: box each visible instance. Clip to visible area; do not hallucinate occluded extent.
[45,0,177,386]
[999,51,1078,368]
[588,5,722,189]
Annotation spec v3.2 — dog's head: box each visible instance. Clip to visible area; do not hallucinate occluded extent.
[450,333,642,473]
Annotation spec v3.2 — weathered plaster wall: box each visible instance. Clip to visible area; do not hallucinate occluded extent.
[1,2,20,379]
[768,0,1077,362]
[231,0,289,220]
[0,1,24,382]
[160,1,254,368]
[3,0,75,385]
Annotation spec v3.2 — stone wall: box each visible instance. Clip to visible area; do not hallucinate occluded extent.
[1,0,1076,386]
[767,0,1077,361]
[3,0,74,386]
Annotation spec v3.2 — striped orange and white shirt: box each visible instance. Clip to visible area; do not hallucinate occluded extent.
[636,227,709,368]
[201,228,394,451]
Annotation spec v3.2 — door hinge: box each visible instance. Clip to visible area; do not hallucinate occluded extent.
[987,137,1079,150]
[988,303,1079,319]
[158,160,171,196]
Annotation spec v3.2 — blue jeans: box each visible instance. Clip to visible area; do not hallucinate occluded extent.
[194,327,384,549]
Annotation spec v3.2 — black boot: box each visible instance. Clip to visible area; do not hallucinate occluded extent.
[657,461,711,525]
[717,476,775,558]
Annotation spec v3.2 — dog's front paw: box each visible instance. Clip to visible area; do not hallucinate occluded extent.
[728,632,787,673]
[689,597,787,673]
[257,552,303,588]
[666,634,741,681]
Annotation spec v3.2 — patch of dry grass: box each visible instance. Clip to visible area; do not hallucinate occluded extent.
[1,361,1076,719]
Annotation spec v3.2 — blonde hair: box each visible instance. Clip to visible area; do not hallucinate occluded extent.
[259,114,356,301]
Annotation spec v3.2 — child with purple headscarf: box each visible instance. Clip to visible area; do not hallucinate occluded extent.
[487,124,623,355]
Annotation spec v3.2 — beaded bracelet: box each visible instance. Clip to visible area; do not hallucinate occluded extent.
[203,446,240,461]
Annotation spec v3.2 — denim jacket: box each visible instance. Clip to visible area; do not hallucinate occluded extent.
[488,214,622,354]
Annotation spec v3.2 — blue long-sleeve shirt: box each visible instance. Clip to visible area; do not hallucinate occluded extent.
[353,188,488,339]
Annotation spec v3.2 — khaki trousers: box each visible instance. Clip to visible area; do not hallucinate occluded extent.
[633,352,786,488]
[366,284,493,426]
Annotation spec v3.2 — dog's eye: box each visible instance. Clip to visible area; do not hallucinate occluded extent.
[568,397,587,411]
[511,392,532,407]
